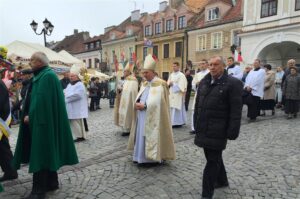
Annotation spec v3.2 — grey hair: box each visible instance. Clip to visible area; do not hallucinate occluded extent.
[288,59,296,64]
[32,52,49,65]
[210,56,226,66]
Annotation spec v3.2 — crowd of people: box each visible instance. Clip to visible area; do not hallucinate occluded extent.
[0,44,299,199]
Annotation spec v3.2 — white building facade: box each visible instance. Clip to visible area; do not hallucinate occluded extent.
[240,0,300,67]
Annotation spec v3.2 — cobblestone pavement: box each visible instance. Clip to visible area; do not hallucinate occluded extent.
[1,100,299,199]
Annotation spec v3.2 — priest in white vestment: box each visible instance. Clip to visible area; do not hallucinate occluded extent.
[167,62,188,127]
[118,62,138,136]
[65,64,88,142]
[128,54,176,164]
[244,59,266,122]
[190,60,209,134]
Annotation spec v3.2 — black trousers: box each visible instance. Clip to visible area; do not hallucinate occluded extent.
[32,170,58,194]
[90,96,97,111]
[96,95,101,108]
[185,91,191,111]
[0,136,16,176]
[202,148,228,198]
[83,118,89,132]
[247,96,261,119]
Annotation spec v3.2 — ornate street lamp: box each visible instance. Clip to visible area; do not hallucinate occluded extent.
[30,18,54,47]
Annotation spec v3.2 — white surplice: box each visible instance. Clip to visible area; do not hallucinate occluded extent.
[244,68,266,98]
[168,71,187,126]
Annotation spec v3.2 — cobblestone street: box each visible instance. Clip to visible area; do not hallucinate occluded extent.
[1,100,299,199]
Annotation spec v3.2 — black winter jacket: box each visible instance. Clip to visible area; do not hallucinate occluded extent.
[194,71,243,150]
[0,79,10,121]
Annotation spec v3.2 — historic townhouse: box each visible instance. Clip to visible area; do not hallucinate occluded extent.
[136,1,204,80]
[74,35,104,69]
[187,0,243,67]
[101,11,143,73]
[240,0,300,67]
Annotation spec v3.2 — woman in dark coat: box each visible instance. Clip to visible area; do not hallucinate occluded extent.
[282,66,300,119]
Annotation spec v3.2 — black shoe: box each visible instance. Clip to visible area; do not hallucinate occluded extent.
[294,113,298,118]
[248,118,256,123]
[272,110,275,115]
[74,137,86,142]
[201,196,212,199]
[0,173,18,182]
[47,185,59,192]
[121,132,130,136]
[22,193,46,199]
[172,125,182,128]
[190,130,195,134]
[214,182,229,189]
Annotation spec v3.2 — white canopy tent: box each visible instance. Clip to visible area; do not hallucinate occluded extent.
[58,50,84,66]
[7,41,69,65]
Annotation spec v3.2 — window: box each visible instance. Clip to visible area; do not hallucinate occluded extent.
[94,58,98,68]
[197,35,206,51]
[178,16,186,29]
[175,42,182,57]
[261,0,277,18]
[166,19,174,32]
[129,47,134,62]
[208,8,220,21]
[90,43,94,49]
[110,33,116,40]
[143,47,148,60]
[85,44,89,50]
[296,0,300,10]
[112,50,115,63]
[163,43,169,58]
[162,72,169,81]
[232,30,241,47]
[211,32,222,49]
[155,22,162,34]
[145,25,151,36]
[153,45,158,58]
[96,41,100,48]
[88,59,92,68]
[127,29,133,36]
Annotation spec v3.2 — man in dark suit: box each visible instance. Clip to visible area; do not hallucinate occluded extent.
[194,56,243,199]
[185,68,193,111]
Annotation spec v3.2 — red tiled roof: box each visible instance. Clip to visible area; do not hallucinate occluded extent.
[189,0,242,29]
[84,35,105,44]
[223,0,242,21]
[206,0,233,6]
[101,16,143,43]
[53,31,90,54]
[185,0,210,11]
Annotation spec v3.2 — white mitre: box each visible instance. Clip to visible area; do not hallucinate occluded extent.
[143,54,156,71]
[124,62,133,73]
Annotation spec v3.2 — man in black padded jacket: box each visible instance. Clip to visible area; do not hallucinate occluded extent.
[194,56,243,199]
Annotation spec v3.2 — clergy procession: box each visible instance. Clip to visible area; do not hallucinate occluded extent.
[1,41,300,199]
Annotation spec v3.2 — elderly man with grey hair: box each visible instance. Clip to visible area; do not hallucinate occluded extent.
[194,56,243,199]
[13,52,78,199]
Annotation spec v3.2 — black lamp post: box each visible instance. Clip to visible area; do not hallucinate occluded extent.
[30,18,54,47]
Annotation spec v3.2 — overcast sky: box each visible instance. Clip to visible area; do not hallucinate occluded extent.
[0,0,162,45]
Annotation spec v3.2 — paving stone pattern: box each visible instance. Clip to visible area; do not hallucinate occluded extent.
[1,100,299,199]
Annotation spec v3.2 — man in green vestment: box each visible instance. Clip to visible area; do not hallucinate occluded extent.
[13,52,79,199]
